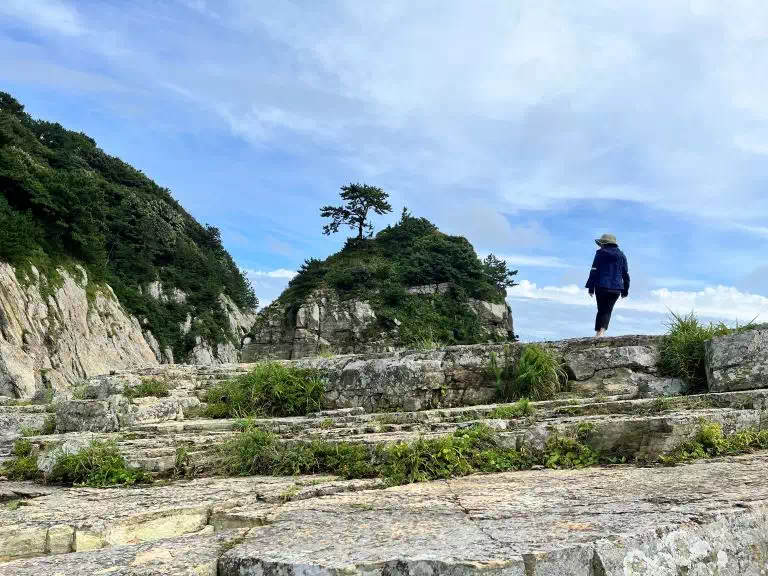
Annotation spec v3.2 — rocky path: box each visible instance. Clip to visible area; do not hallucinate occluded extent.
[2,330,768,574]
[2,454,768,574]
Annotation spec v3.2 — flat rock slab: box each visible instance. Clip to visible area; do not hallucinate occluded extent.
[707,327,768,392]
[221,453,768,575]
[0,475,380,561]
[0,529,248,576]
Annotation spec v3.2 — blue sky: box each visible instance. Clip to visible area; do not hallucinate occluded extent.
[2,0,768,340]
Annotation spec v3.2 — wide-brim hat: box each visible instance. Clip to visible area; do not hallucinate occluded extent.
[595,233,618,246]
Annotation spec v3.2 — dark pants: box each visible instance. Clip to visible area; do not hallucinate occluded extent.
[595,289,620,331]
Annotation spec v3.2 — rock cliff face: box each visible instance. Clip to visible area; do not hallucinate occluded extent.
[244,288,514,361]
[0,263,257,399]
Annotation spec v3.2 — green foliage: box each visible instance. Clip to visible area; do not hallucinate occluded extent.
[205,362,325,418]
[47,440,148,487]
[2,439,40,480]
[0,92,256,361]
[542,433,600,469]
[664,421,768,463]
[488,398,534,419]
[273,208,515,348]
[658,312,742,392]
[492,345,566,402]
[488,346,516,400]
[211,422,604,486]
[513,345,566,401]
[124,378,170,399]
[20,412,55,436]
[321,183,393,239]
[482,254,518,292]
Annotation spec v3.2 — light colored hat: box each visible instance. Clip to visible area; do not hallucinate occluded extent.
[595,233,618,246]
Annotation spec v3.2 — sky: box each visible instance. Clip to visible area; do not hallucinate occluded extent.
[2,0,768,340]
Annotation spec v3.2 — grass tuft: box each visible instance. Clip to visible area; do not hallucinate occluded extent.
[658,312,734,392]
[47,440,149,487]
[205,362,325,419]
[124,378,170,399]
[513,345,566,401]
[1,439,40,480]
[488,398,534,419]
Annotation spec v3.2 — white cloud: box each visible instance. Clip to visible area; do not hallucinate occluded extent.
[495,254,574,269]
[509,280,768,324]
[246,268,296,280]
[19,1,768,234]
[0,0,84,36]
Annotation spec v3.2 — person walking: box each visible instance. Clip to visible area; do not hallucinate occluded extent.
[585,234,630,337]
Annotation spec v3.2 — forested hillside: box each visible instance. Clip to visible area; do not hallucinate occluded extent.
[0,92,256,361]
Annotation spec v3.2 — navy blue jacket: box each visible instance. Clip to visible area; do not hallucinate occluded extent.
[585,246,630,296]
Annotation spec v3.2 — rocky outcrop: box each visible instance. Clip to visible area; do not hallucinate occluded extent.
[244,288,514,361]
[245,290,392,360]
[0,263,258,399]
[706,326,768,392]
[290,335,677,412]
[0,263,160,400]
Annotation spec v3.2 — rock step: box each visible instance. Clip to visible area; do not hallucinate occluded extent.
[131,389,768,437]
[0,475,381,565]
[4,454,768,573]
[120,406,764,474]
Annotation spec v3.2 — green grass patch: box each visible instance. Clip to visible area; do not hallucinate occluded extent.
[205,362,325,419]
[492,345,566,402]
[663,421,768,463]
[1,439,40,481]
[209,423,599,486]
[124,378,170,399]
[658,312,735,392]
[47,440,149,487]
[488,398,534,419]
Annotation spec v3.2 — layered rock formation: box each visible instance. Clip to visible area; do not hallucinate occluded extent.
[706,326,768,392]
[0,263,256,399]
[244,288,514,361]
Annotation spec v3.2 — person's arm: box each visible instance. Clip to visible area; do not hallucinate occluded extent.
[586,252,600,295]
[621,254,630,298]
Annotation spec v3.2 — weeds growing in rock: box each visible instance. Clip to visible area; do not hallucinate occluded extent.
[210,422,601,487]
[205,362,325,418]
[663,421,768,463]
[48,440,149,487]
[124,378,170,399]
[658,312,733,392]
[41,414,56,435]
[491,345,566,402]
[513,345,566,401]
[20,415,57,437]
[488,398,534,419]
[1,439,40,480]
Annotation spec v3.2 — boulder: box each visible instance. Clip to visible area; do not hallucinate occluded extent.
[706,327,768,392]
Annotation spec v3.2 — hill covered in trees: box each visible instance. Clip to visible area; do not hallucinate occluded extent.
[251,206,517,355]
[0,92,256,361]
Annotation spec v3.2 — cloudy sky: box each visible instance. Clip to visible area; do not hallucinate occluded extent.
[2,0,768,340]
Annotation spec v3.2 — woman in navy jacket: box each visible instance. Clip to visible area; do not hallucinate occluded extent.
[585,234,630,337]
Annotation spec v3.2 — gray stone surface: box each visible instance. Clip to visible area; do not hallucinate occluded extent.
[220,453,768,575]
[0,476,380,561]
[4,454,768,574]
[0,529,248,575]
[706,327,768,392]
